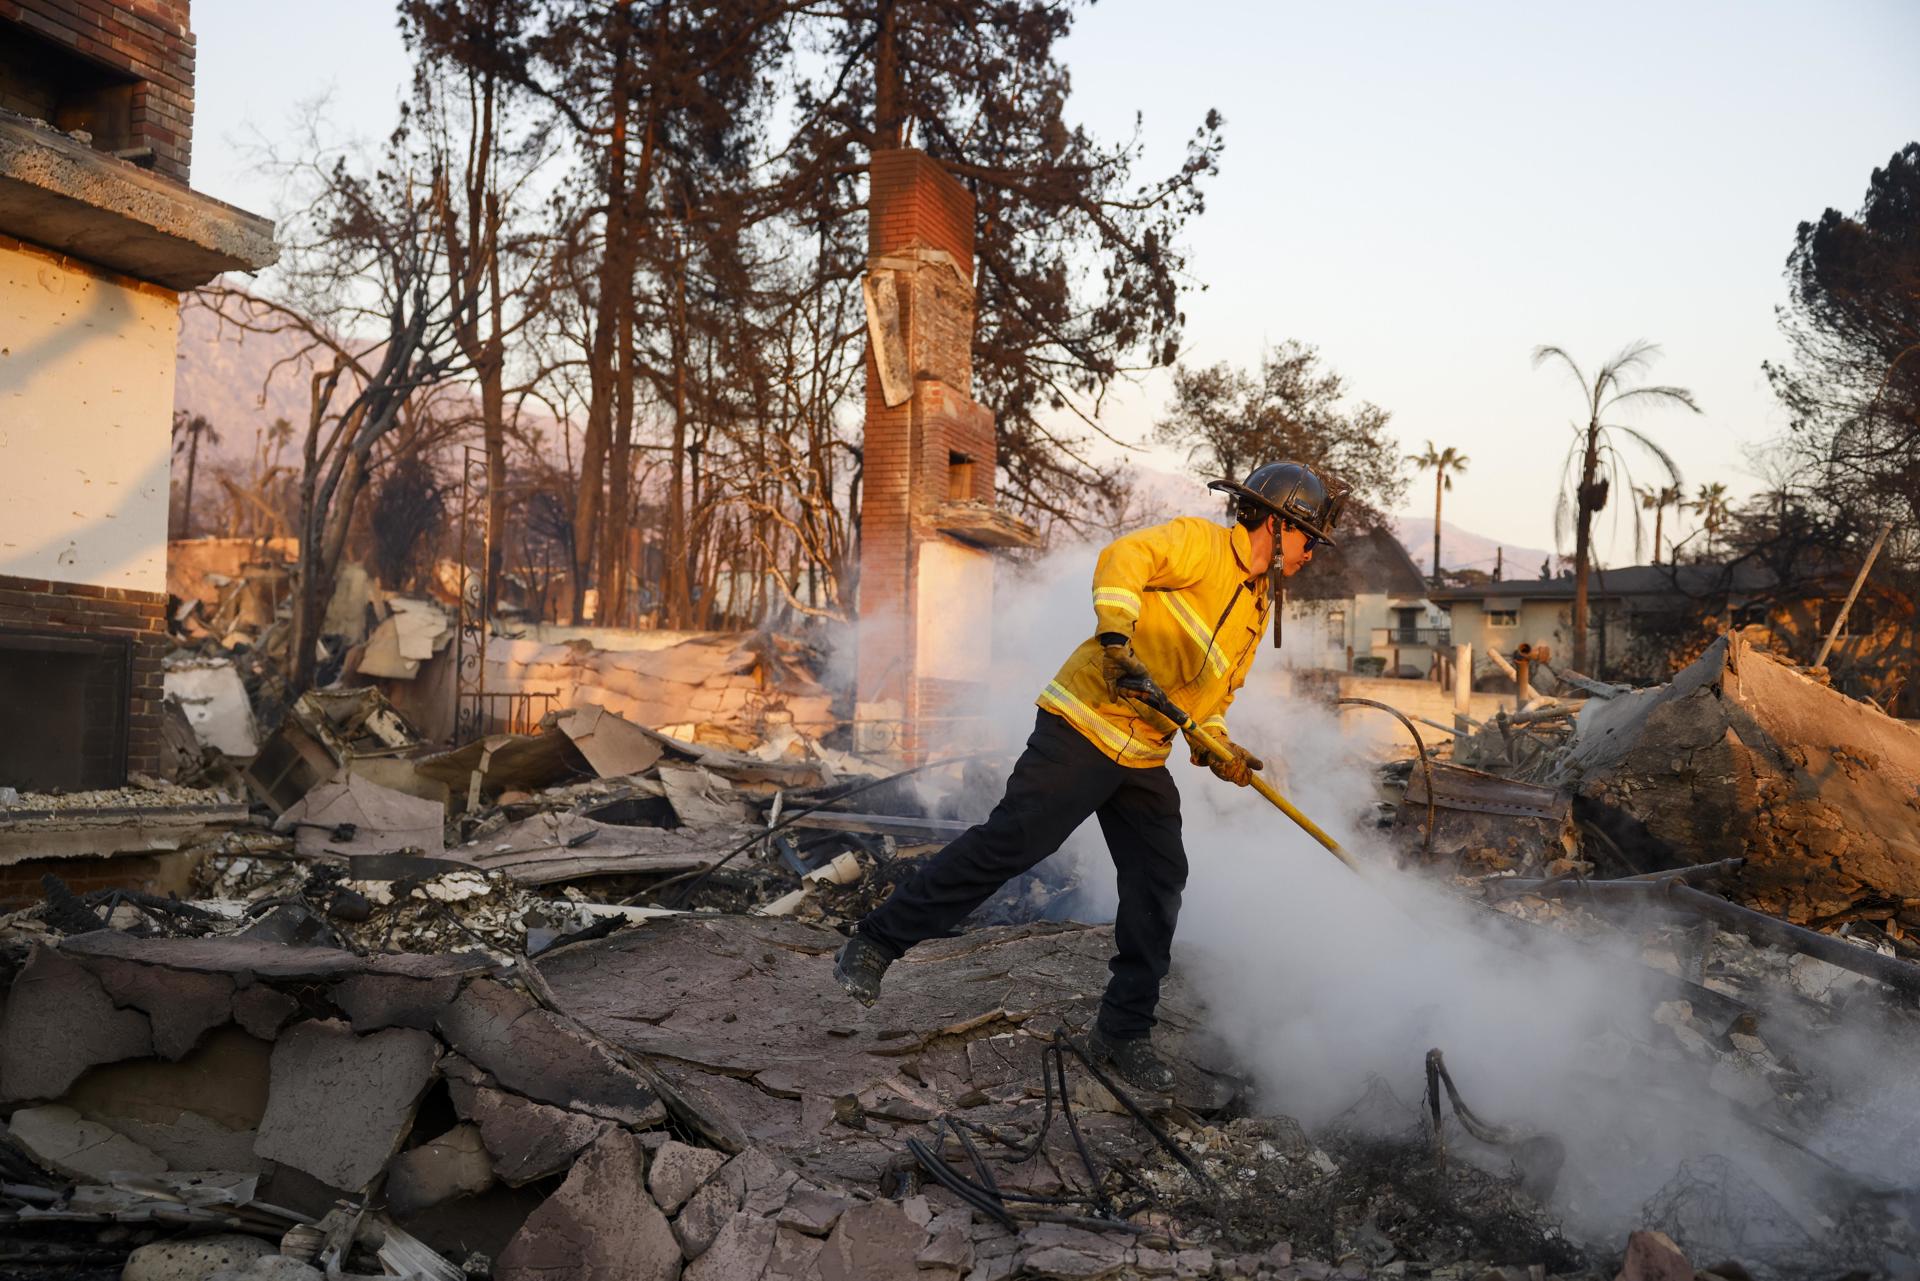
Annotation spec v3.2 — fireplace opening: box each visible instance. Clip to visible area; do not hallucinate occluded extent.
[0,629,131,792]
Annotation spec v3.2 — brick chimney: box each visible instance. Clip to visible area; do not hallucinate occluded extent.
[855,149,1034,759]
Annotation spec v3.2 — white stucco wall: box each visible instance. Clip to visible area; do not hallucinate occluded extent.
[0,241,177,592]
[915,538,995,682]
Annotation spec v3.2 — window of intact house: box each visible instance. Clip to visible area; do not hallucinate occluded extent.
[1818,597,1877,637]
[1486,609,1518,628]
[1326,609,1345,644]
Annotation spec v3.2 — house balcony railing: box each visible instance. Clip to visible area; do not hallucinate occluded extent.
[1369,626,1451,648]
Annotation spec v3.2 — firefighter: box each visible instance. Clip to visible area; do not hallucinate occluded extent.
[833,462,1344,1093]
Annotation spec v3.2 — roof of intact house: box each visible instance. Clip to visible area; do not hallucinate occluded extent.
[1287,524,1430,602]
[1428,561,1785,605]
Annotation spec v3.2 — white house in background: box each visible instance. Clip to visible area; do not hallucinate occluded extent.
[1277,526,1445,675]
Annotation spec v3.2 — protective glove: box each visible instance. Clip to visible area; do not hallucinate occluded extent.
[1100,639,1151,701]
[1188,732,1263,787]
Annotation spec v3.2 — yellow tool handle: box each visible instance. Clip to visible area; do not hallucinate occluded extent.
[1178,718,1364,876]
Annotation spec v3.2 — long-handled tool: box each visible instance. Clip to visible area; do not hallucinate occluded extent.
[1118,675,1363,876]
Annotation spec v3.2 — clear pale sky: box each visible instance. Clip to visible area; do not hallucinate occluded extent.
[191,0,1920,563]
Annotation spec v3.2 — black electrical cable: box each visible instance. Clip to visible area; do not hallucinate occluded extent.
[906,1031,1223,1230]
[906,1137,1017,1230]
[1056,1033,1219,1196]
[1050,1041,1114,1219]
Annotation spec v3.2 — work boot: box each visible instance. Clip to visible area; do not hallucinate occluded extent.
[1086,1025,1177,1095]
[833,933,894,1007]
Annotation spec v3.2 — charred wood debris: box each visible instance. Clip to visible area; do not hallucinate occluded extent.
[3,602,1920,1281]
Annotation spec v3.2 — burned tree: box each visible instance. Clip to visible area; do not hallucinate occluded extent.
[370,452,449,590]
[1758,142,1920,706]
[169,409,220,539]
[402,0,555,614]
[777,0,1225,526]
[197,128,464,694]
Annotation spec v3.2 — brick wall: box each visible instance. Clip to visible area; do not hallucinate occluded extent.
[0,851,192,909]
[916,383,996,507]
[867,148,974,275]
[0,0,196,182]
[0,574,168,780]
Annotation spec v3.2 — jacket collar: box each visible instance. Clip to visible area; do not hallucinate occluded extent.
[1229,524,1272,606]
[1230,522,1253,572]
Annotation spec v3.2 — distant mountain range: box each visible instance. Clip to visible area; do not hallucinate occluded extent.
[171,299,316,463]
[1393,516,1554,578]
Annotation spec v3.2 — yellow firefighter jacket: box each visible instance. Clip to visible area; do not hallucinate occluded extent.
[1037,517,1271,768]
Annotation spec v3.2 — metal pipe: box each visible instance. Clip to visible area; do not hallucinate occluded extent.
[1336,697,1435,859]
[1813,521,1893,669]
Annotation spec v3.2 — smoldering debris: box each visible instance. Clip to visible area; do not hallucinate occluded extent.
[6,610,1920,1278]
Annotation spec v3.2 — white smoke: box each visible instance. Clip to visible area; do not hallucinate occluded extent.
[976,537,1920,1269]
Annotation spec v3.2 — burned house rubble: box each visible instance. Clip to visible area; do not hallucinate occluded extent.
[2,615,1919,1281]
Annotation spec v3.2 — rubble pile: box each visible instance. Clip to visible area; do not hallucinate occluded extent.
[1553,633,1920,924]
[8,616,1920,1279]
[481,629,838,752]
[3,912,1605,1281]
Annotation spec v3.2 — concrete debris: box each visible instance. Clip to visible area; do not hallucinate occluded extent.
[436,977,664,1128]
[13,624,1920,1280]
[1,944,153,1101]
[459,809,749,886]
[445,1061,616,1185]
[558,701,667,777]
[163,654,262,758]
[1614,1229,1692,1281]
[493,1129,681,1281]
[483,630,835,755]
[122,1233,276,1280]
[357,598,454,681]
[385,1122,494,1218]
[648,1139,728,1214]
[657,762,754,826]
[255,1018,442,1190]
[275,771,446,857]
[8,1102,168,1178]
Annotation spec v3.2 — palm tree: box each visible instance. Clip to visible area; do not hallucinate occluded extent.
[1690,482,1731,560]
[1534,341,1700,672]
[170,410,220,539]
[1634,482,1685,564]
[1409,442,1469,587]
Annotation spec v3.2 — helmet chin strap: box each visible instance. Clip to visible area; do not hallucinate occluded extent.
[1271,516,1284,649]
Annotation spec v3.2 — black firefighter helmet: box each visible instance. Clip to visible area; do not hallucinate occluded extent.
[1207,462,1345,546]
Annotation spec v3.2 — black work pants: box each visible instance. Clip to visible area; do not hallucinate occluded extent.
[858,710,1187,1040]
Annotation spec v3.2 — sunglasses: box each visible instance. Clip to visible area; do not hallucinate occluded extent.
[1273,516,1328,552]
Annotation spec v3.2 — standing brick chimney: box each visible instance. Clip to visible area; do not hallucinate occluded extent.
[855,149,1035,759]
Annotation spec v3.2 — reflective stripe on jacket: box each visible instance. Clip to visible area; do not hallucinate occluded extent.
[1037,517,1271,767]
